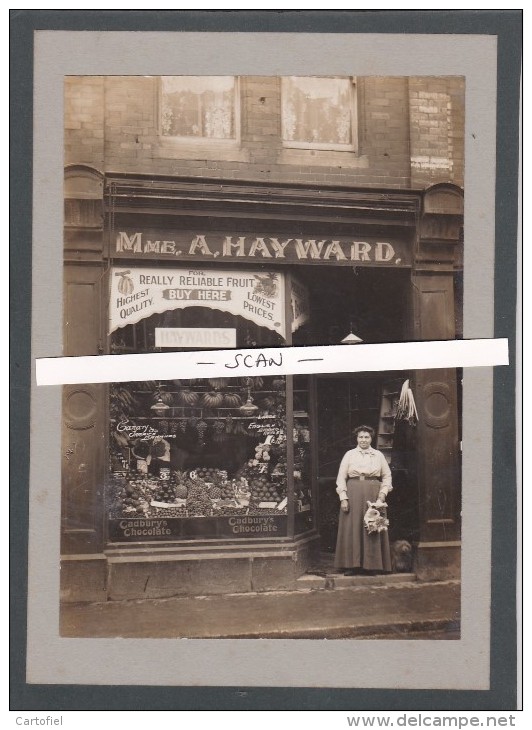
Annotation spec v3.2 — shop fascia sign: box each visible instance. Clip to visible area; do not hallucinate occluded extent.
[113,230,411,266]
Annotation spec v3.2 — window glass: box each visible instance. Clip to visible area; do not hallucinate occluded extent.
[282,76,354,148]
[106,268,289,542]
[107,375,288,540]
[161,76,236,140]
[293,375,314,534]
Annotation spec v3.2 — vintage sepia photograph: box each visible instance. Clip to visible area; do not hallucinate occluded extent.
[10,9,520,710]
[60,73,464,640]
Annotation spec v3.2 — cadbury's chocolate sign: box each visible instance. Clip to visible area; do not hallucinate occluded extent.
[113,230,412,267]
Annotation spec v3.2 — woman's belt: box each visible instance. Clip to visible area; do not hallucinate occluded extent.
[348,475,382,482]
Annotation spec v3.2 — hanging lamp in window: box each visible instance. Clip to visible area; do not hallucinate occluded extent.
[340,321,363,345]
[151,385,171,417]
[239,387,259,417]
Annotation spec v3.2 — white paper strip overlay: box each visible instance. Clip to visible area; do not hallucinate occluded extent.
[35,339,509,386]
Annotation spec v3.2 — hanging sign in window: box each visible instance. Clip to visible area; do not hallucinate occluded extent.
[110,267,285,337]
[290,276,310,333]
[154,327,237,348]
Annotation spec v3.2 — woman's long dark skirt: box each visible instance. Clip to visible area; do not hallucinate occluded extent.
[334,478,392,572]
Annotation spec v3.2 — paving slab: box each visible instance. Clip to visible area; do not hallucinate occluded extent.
[60,579,460,640]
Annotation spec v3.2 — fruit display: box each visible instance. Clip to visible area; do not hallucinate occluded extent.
[208,378,228,390]
[178,389,200,407]
[240,376,264,390]
[152,480,177,503]
[202,391,224,408]
[106,474,157,518]
[108,375,291,520]
[223,392,242,408]
[249,475,281,503]
[175,483,188,499]
[151,504,187,518]
[212,420,227,443]
[247,506,282,516]
[186,480,213,517]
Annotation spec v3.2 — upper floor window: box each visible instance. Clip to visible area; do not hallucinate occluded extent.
[282,76,357,151]
[160,76,238,141]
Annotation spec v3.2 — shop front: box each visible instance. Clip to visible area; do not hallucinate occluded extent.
[62,172,463,600]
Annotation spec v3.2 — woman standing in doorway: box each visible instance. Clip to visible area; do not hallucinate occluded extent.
[334,425,392,575]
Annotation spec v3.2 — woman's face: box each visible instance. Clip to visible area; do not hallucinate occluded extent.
[356,431,372,449]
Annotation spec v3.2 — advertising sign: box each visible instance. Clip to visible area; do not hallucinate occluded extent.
[107,515,288,541]
[155,327,237,348]
[110,267,285,336]
[290,276,310,333]
[112,229,413,267]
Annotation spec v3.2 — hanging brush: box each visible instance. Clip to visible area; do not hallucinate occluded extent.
[395,379,419,426]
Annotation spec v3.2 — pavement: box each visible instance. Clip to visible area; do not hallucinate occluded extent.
[60,575,461,640]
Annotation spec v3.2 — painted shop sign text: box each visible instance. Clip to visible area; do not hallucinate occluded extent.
[108,515,288,541]
[113,230,412,267]
[110,267,285,336]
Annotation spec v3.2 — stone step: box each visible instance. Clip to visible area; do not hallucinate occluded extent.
[296,571,417,591]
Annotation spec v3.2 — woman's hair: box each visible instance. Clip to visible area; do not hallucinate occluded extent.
[353,424,375,439]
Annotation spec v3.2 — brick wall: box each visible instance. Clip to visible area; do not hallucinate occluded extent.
[64,76,105,168]
[64,76,465,190]
[408,76,465,188]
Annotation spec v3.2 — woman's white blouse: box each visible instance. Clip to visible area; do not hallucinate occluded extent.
[336,446,393,501]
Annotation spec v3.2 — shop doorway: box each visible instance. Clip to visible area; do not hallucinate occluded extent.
[291,265,411,347]
[316,374,420,554]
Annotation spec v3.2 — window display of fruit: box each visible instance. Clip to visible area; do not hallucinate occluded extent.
[247,507,281,516]
[174,483,188,500]
[240,376,264,390]
[152,482,177,503]
[207,378,229,390]
[176,389,199,407]
[249,476,280,503]
[107,374,293,524]
[186,481,213,517]
[214,505,248,516]
[202,391,224,408]
[107,476,160,517]
[150,505,187,518]
[212,421,227,443]
[223,392,242,408]
[194,467,224,484]
[220,482,236,500]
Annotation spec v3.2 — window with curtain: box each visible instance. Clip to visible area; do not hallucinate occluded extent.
[160,76,237,140]
[282,76,356,151]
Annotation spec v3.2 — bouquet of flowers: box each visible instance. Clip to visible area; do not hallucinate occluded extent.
[363,500,389,534]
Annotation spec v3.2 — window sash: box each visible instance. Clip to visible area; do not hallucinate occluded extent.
[159,76,239,142]
[281,76,357,151]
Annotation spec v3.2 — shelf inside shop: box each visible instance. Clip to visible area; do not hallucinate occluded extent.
[133,390,285,395]
[125,414,280,421]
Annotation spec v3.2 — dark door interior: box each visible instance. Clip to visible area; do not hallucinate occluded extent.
[316,375,419,552]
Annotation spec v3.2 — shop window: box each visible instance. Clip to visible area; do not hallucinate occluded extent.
[107,375,288,540]
[160,76,238,142]
[281,76,357,151]
[293,375,315,535]
[106,266,294,542]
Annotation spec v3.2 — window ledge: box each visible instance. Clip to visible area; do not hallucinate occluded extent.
[154,138,250,164]
[278,148,369,169]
